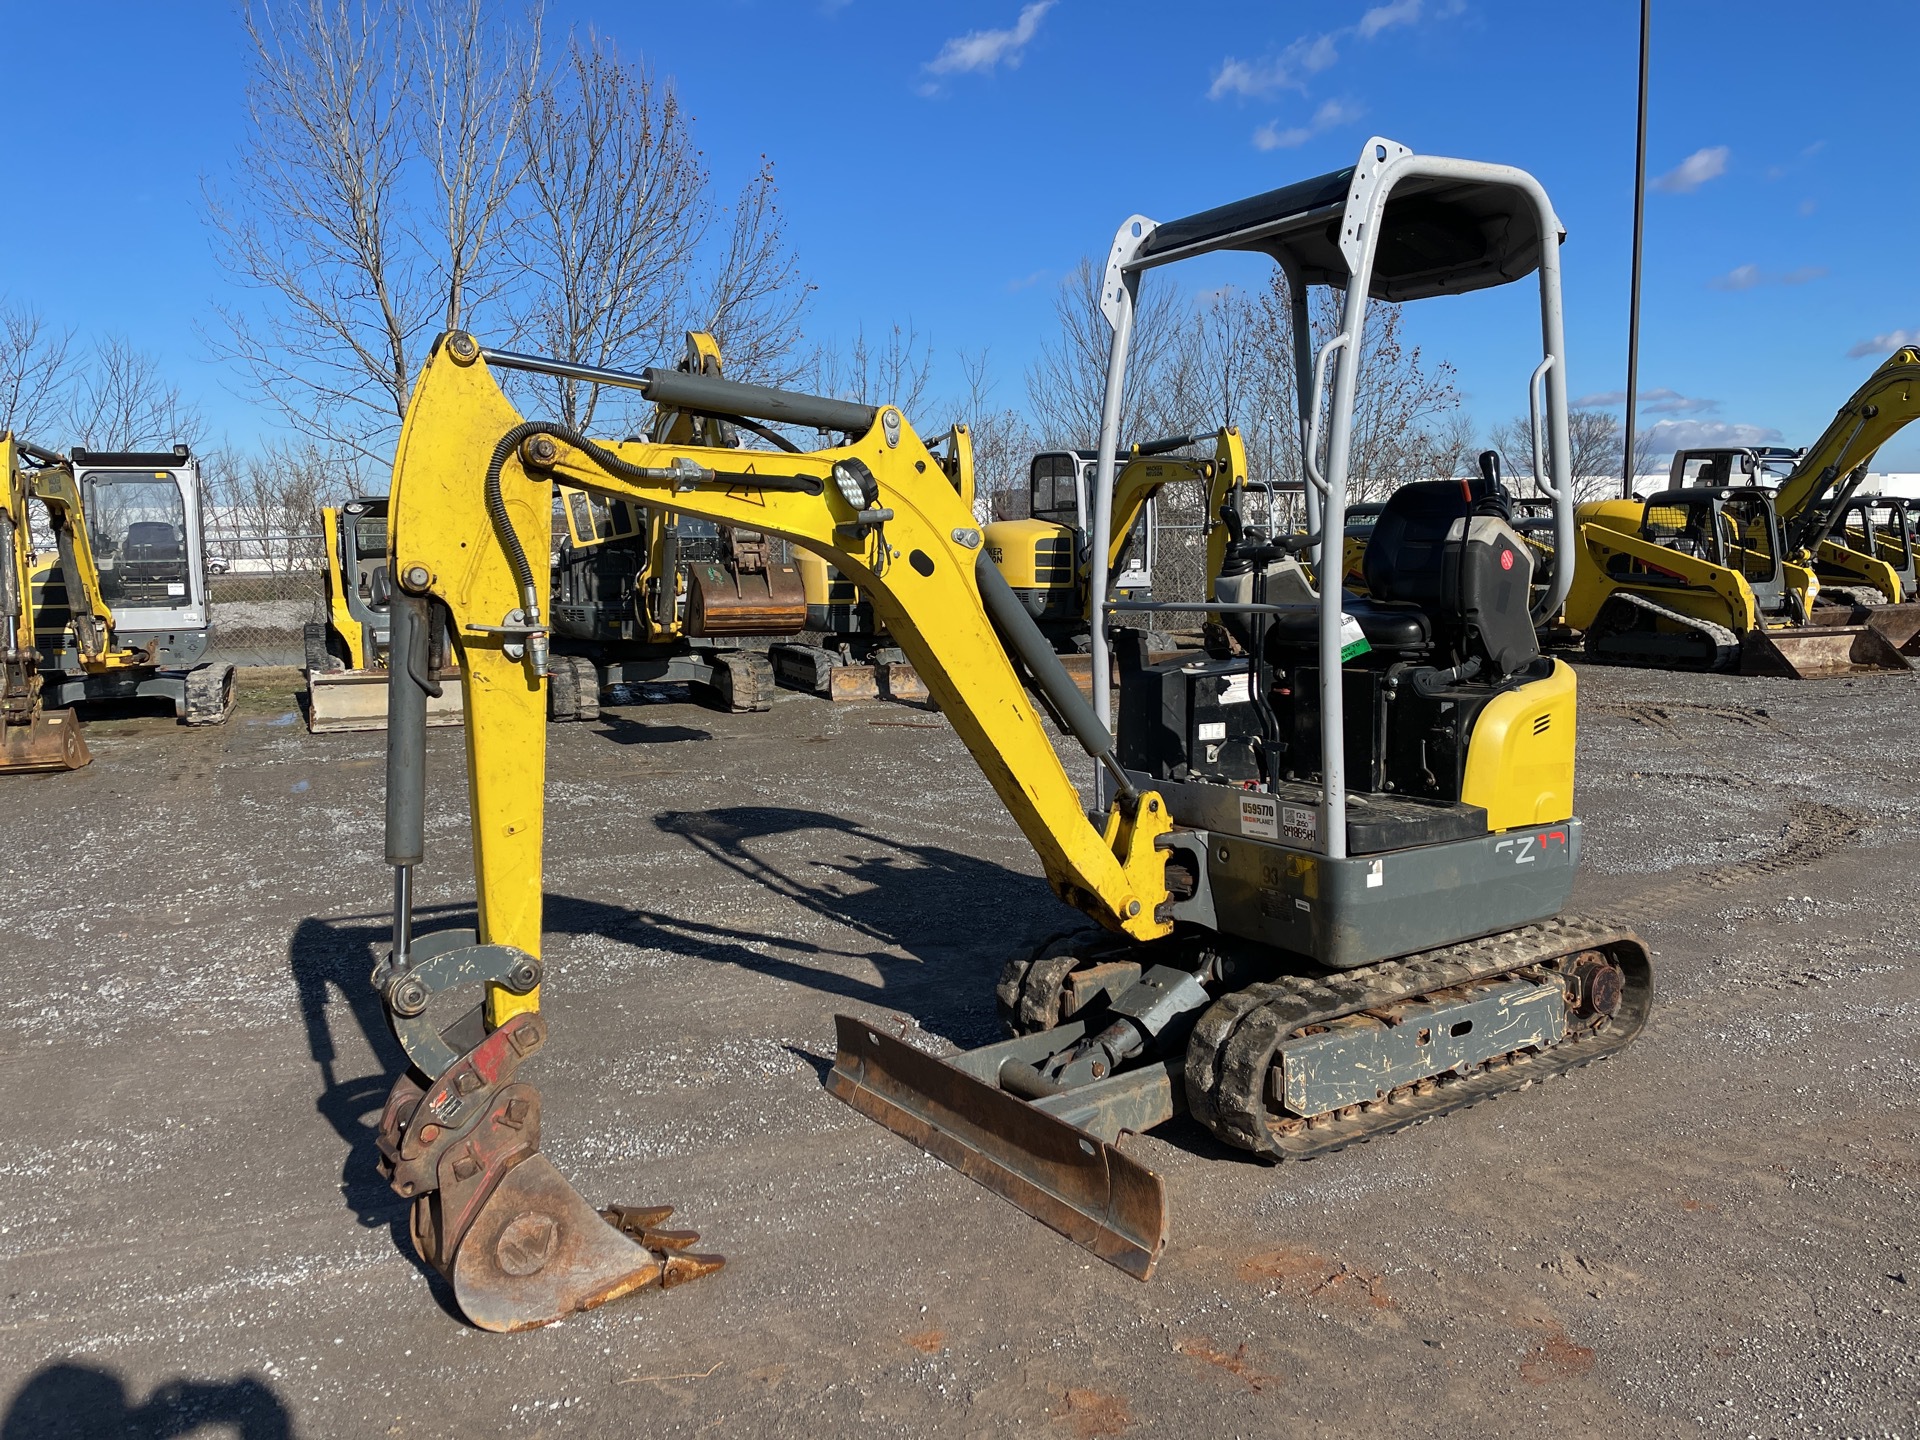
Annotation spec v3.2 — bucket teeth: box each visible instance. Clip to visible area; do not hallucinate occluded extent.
[662,1252,728,1289]
[601,1203,675,1233]
[637,1227,702,1252]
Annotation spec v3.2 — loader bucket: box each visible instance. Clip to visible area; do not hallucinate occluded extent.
[307,669,465,733]
[0,710,90,772]
[1738,623,1913,677]
[827,1016,1169,1280]
[1808,601,1920,653]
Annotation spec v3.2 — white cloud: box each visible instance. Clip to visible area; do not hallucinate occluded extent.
[1709,263,1827,291]
[1642,418,1784,456]
[1209,0,1450,103]
[1209,32,1339,99]
[1358,0,1422,39]
[1254,97,1364,150]
[1848,329,1920,359]
[1652,146,1730,194]
[925,1,1053,77]
[1571,387,1718,416]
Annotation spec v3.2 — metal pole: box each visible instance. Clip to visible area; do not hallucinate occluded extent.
[1622,0,1651,498]
[1087,288,1136,811]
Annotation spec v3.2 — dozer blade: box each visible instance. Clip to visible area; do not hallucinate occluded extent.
[0,710,90,772]
[827,665,882,702]
[827,1016,1168,1280]
[881,662,929,705]
[451,1155,724,1332]
[307,669,465,733]
[1738,624,1913,677]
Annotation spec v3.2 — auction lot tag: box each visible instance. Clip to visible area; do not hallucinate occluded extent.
[1239,794,1278,839]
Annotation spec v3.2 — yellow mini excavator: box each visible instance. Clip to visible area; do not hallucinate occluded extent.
[984,428,1250,646]
[305,495,467,732]
[1562,348,1920,675]
[25,442,238,722]
[366,138,1649,1330]
[2,433,89,770]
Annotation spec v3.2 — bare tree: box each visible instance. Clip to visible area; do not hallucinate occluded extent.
[809,322,935,424]
[65,336,205,452]
[692,160,810,387]
[511,33,707,430]
[1490,407,1628,502]
[509,35,806,431]
[207,0,537,462]
[206,436,361,571]
[1249,283,1461,502]
[0,301,79,440]
[948,348,1036,523]
[1025,258,1194,449]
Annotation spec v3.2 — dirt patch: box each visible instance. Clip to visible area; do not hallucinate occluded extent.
[1173,1335,1275,1392]
[1051,1387,1131,1437]
[1240,1245,1399,1311]
[1519,1326,1597,1385]
[902,1328,944,1355]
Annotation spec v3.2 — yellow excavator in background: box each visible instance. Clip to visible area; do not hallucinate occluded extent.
[2,433,89,770]
[365,140,1649,1333]
[983,428,1249,647]
[1563,348,1920,675]
[27,442,238,721]
[304,495,467,732]
[776,421,973,703]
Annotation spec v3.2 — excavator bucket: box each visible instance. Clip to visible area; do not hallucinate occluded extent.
[307,669,465,733]
[0,709,90,772]
[1738,623,1913,677]
[828,1016,1169,1279]
[377,1008,724,1332]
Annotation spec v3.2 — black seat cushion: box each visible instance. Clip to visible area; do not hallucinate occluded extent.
[1264,593,1431,651]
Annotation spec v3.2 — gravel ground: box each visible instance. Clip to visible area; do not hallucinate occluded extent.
[0,663,1913,1439]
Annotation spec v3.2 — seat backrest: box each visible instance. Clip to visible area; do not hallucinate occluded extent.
[1361,480,1539,676]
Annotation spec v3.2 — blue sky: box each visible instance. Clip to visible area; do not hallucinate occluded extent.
[7,0,1918,466]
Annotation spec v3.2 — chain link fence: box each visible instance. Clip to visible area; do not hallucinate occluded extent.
[202,527,327,667]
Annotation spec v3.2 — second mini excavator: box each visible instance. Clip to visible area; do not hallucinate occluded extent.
[364,138,1649,1331]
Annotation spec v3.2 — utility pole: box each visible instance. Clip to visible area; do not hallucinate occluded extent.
[1623,0,1651,497]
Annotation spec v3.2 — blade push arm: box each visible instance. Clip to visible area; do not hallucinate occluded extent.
[386,336,1173,991]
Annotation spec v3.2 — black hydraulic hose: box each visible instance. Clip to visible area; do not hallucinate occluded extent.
[483,418,822,612]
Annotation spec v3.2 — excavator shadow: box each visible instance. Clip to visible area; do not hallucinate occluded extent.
[590,713,713,746]
[650,805,1071,1045]
[288,905,471,1314]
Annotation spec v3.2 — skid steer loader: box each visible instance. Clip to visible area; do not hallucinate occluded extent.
[363,137,1649,1329]
[1563,348,1920,675]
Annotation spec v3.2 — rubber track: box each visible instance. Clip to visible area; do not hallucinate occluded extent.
[184,662,236,726]
[1585,590,1740,672]
[715,651,774,712]
[1184,915,1652,1160]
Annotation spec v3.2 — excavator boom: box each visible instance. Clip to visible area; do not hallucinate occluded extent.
[1,435,90,771]
[376,334,1177,1328]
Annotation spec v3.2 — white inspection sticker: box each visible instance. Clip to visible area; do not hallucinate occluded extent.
[1239,794,1278,839]
[166,583,187,596]
[1366,859,1384,889]
[1339,611,1373,663]
[1282,804,1318,845]
[1197,720,1227,741]
[1219,672,1251,705]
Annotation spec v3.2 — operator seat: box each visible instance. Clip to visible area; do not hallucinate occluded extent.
[1265,479,1540,677]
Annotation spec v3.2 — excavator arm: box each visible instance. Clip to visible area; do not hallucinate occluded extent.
[390,335,1173,956]
[373,334,1173,1331]
[14,446,124,667]
[1102,427,1250,585]
[1,436,91,771]
[1774,347,1920,554]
